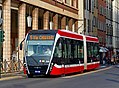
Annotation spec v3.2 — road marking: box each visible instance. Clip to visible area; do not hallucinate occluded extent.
[62,66,112,79]
[0,76,24,81]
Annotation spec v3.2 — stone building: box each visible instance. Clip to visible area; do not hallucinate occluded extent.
[0,0,79,61]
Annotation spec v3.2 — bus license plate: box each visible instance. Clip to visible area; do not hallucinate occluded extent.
[35,71,40,73]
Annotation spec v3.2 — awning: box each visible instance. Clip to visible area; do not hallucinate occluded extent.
[99,47,108,52]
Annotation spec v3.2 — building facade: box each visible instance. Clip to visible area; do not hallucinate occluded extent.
[79,0,114,61]
[106,0,113,59]
[81,0,106,45]
[91,0,98,37]
[113,0,119,55]
[98,0,106,47]
[0,0,79,61]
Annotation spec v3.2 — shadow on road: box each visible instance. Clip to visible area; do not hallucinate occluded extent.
[106,79,119,84]
[105,73,119,76]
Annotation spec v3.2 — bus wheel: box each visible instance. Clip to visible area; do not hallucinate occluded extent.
[27,74,33,78]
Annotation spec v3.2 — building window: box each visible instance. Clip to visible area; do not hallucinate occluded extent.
[84,0,86,9]
[87,0,89,10]
[89,0,91,11]
[58,15,62,29]
[72,0,77,8]
[96,0,98,8]
[88,19,90,32]
[84,18,86,33]
[71,0,73,6]
[92,0,94,12]
[84,0,89,10]
[93,16,96,27]
[65,0,70,5]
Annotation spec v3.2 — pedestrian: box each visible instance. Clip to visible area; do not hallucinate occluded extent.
[111,55,116,65]
[44,47,51,55]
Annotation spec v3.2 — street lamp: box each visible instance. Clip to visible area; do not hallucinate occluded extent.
[27,15,32,27]
[27,6,32,28]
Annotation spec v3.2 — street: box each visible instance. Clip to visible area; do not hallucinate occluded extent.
[0,66,119,88]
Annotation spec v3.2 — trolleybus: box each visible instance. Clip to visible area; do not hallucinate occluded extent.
[20,30,100,77]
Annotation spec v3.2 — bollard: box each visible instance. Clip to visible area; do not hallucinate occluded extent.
[11,60,14,72]
[4,59,7,74]
[18,59,20,71]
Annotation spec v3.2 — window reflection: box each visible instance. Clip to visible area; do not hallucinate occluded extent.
[27,40,53,56]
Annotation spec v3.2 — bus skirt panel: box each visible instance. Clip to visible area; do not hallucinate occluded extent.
[50,64,84,75]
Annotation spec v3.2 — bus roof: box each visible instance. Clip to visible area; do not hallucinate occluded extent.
[57,30,99,43]
[27,29,98,43]
[57,30,83,40]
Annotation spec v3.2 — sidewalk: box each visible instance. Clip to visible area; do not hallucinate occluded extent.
[0,71,26,81]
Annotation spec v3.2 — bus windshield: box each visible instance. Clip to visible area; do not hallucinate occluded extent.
[25,40,54,66]
[27,40,54,56]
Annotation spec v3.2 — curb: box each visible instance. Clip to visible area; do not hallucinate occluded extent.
[0,76,24,81]
[1,71,26,79]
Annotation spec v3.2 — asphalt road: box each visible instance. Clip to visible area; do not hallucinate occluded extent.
[0,66,119,88]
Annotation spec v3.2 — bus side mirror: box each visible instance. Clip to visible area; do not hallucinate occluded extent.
[20,43,22,50]
[19,38,25,50]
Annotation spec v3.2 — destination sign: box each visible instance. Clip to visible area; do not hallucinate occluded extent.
[29,35,54,40]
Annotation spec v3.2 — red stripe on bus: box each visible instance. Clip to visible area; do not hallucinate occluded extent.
[87,63,100,70]
[50,65,84,75]
[86,36,99,43]
[58,30,83,40]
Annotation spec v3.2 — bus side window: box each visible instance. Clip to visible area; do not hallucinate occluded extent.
[62,38,67,59]
[78,41,84,63]
[87,42,92,63]
[87,42,99,62]
[54,39,62,58]
[93,43,99,61]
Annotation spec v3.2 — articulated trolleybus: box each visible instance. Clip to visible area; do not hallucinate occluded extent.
[20,30,100,77]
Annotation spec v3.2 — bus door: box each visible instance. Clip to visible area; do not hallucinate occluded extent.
[62,38,69,75]
[61,39,66,75]
[58,38,66,75]
[53,38,68,75]
[52,38,65,75]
